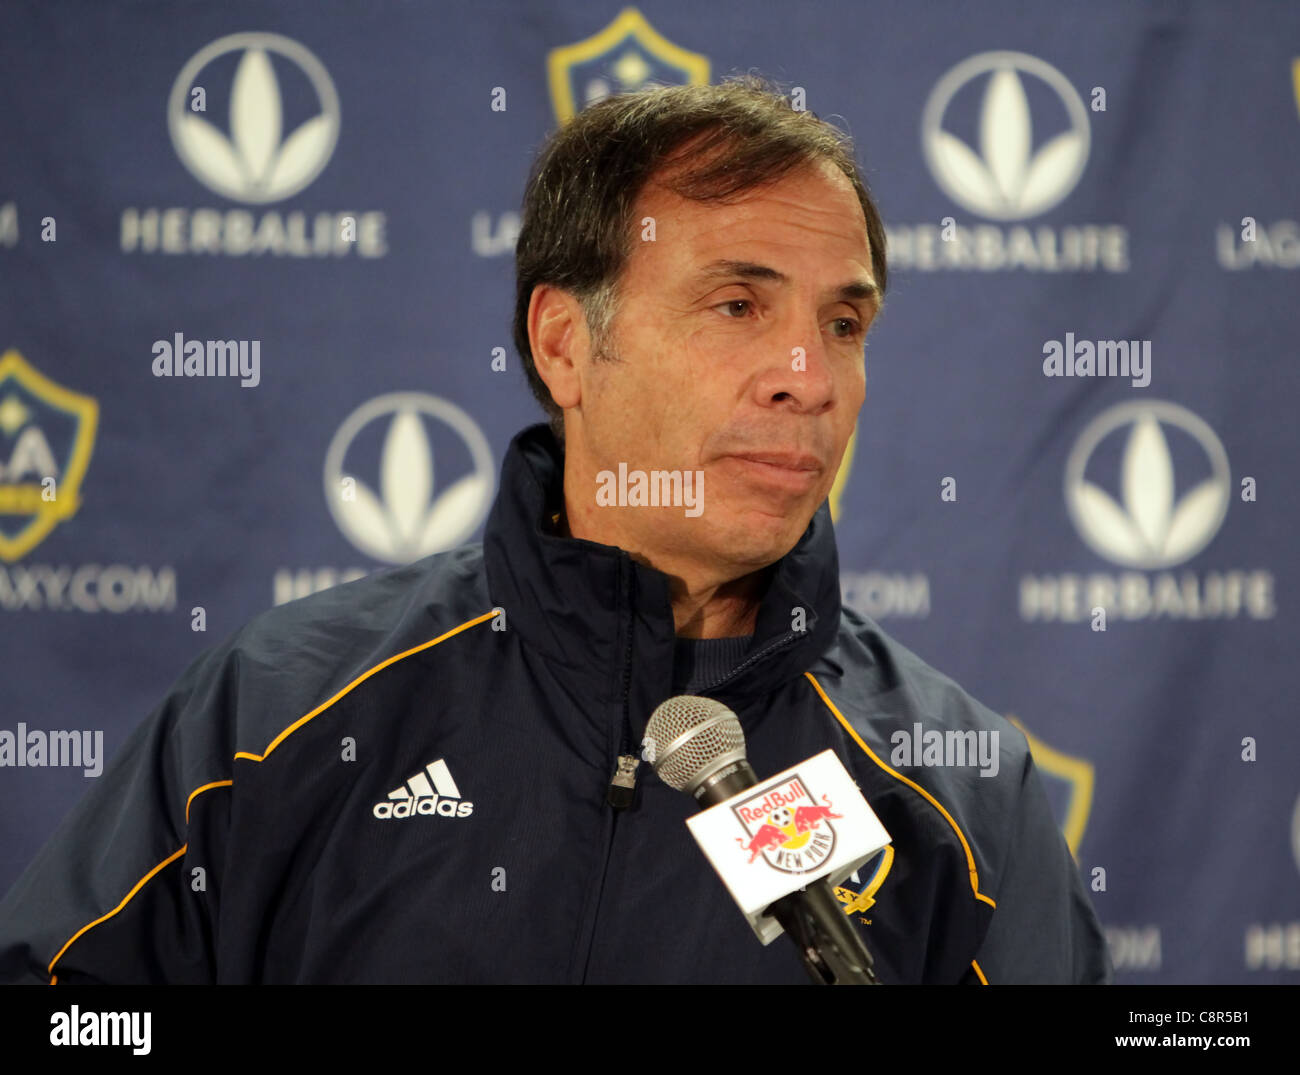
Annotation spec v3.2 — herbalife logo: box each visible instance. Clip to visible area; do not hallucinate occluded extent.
[373,757,473,819]
[922,50,1090,221]
[324,393,495,564]
[1065,401,1230,570]
[168,32,340,203]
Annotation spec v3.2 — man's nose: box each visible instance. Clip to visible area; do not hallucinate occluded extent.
[754,316,837,414]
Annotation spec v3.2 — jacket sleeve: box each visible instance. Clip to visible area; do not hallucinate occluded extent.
[967,750,1113,984]
[0,643,233,984]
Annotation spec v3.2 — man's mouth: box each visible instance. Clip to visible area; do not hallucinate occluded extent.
[729,451,822,471]
[722,452,824,494]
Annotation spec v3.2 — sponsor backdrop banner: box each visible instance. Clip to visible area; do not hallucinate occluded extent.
[0,1,1296,983]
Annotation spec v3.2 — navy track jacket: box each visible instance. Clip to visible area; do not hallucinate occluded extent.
[0,424,1111,984]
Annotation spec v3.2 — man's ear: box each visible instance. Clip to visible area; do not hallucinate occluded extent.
[528,284,585,411]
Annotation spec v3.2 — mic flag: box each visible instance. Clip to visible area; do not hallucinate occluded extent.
[685,749,891,943]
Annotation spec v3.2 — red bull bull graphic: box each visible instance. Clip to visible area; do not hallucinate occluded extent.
[738,824,787,863]
[794,801,842,832]
[733,775,837,873]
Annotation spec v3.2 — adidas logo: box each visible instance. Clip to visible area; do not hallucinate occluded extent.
[372,757,474,820]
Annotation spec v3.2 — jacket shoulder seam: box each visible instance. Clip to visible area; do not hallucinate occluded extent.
[47,844,188,983]
[47,609,497,983]
[234,607,498,763]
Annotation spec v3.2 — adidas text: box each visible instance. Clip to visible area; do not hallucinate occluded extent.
[373,795,473,819]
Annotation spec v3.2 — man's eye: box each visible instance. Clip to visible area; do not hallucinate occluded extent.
[712,302,861,338]
[714,299,752,318]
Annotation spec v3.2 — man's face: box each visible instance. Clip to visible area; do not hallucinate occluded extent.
[565,157,878,578]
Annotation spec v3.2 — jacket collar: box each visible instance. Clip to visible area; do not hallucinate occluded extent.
[483,424,843,729]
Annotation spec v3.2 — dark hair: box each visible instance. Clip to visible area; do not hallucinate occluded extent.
[512,73,888,443]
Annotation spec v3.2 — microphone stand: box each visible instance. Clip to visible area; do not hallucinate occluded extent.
[765,884,881,985]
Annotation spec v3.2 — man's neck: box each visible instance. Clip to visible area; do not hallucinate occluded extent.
[668,567,771,638]
[552,501,770,639]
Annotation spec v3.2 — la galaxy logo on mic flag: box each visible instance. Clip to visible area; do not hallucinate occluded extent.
[733,776,840,873]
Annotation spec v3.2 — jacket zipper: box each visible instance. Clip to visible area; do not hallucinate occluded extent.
[576,555,638,982]
[699,630,800,693]
[577,569,803,980]
[606,553,639,809]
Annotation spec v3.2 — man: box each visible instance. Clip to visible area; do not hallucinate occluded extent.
[0,76,1110,984]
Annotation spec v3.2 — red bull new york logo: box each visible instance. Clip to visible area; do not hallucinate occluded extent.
[733,775,840,873]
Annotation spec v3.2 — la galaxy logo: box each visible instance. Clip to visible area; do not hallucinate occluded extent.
[1007,716,1094,857]
[834,845,895,923]
[0,351,97,562]
[733,775,840,873]
[546,7,709,123]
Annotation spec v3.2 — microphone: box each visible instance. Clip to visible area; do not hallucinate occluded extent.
[645,694,882,985]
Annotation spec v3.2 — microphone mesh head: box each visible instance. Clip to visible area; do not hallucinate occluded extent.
[645,695,747,793]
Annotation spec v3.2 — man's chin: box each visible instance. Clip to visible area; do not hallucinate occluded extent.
[707,509,813,567]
